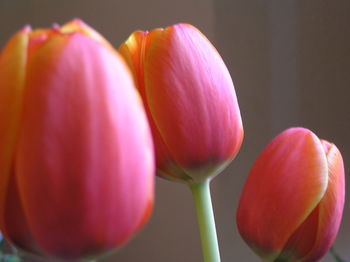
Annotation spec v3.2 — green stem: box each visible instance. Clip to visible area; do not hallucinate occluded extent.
[330,247,347,262]
[189,179,221,262]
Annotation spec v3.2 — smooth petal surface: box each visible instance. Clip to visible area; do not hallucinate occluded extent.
[267,141,345,262]
[4,168,39,254]
[0,27,28,227]
[145,24,243,173]
[2,27,154,260]
[119,30,147,91]
[301,141,345,261]
[120,24,243,183]
[60,19,113,50]
[236,127,328,260]
[119,29,194,183]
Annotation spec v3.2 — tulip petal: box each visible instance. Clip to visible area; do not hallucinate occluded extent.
[301,141,345,261]
[273,204,320,261]
[143,24,243,180]
[119,30,147,92]
[274,141,345,262]
[3,167,39,254]
[60,19,113,49]
[236,127,328,260]
[0,28,28,229]
[119,29,191,182]
[14,33,154,259]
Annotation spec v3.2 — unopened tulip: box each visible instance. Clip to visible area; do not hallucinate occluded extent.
[0,19,154,261]
[237,127,345,262]
[119,23,243,183]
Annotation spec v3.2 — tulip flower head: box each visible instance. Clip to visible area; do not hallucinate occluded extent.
[236,127,345,262]
[0,19,154,261]
[119,23,243,183]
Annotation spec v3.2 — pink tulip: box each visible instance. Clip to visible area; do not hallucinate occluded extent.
[119,23,243,183]
[237,127,345,261]
[0,19,154,260]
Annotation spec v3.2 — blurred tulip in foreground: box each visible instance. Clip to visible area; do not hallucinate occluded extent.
[237,127,345,262]
[0,19,154,261]
[119,23,243,183]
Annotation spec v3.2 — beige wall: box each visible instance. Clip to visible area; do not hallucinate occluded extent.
[0,1,349,261]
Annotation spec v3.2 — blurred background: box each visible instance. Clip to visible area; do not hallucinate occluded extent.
[0,0,349,261]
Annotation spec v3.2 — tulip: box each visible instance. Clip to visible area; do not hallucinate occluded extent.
[119,23,243,183]
[237,127,345,262]
[0,19,154,261]
[120,23,243,262]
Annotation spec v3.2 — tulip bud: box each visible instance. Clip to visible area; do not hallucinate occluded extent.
[236,127,345,261]
[119,23,243,183]
[0,19,154,260]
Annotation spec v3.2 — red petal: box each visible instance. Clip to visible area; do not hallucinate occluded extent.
[0,28,28,229]
[144,24,243,180]
[301,141,345,261]
[237,127,328,260]
[15,33,154,259]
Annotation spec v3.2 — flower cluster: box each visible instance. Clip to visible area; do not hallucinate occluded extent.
[0,19,345,262]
